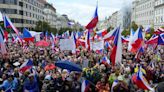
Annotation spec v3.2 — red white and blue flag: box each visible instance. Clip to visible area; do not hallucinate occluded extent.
[110,27,122,66]
[81,80,90,92]
[146,34,158,44]
[3,15,19,35]
[154,27,164,35]
[158,33,164,45]
[103,28,117,41]
[0,31,7,54]
[105,41,112,50]
[133,67,154,91]
[86,1,98,29]
[100,56,110,64]
[134,47,144,60]
[19,59,33,72]
[96,29,108,37]
[85,30,90,50]
[129,27,143,53]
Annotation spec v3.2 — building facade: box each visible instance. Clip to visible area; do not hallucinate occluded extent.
[0,0,45,30]
[131,0,154,28]
[110,11,118,28]
[44,3,57,28]
[154,0,164,29]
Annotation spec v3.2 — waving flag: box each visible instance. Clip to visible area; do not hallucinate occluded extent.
[100,56,110,64]
[128,28,135,51]
[145,26,151,33]
[121,36,129,43]
[23,28,34,42]
[111,80,119,92]
[3,16,19,35]
[105,41,112,50]
[85,30,90,50]
[81,80,90,92]
[134,47,144,60]
[20,59,33,72]
[103,28,117,41]
[0,32,7,54]
[154,27,164,35]
[134,67,154,91]
[23,28,32,37]
[129,27,143,53]
[110,27,122,66]
[158,33,164,45]
[96,29,108,37]
[86,1,98,29]
[146,33,164,45]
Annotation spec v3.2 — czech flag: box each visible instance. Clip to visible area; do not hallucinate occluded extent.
[76,39,85,47]
[110,27,122,66]
[128,28,135,51]
[134,47,144,60]
[86,2,98,29]
[146,33,164,45]
[81,80,90,92]
[103,28,117,41]
[0,31,7,54]
[121,36,129,43]
[23,28,35,42]
[3,15,19,35]
[96,29,108,37]
[154,27,164,35]
[146,34,158,44]
[145,26,151,33]
[100,56,110,64]
[132,67,154,91]
[129,27,143,53]
[19,59,33,72]
[158,33,164,45]
[85,30,90,50]
[105,41,112,50]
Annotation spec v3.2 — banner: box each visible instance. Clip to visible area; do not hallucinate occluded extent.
[59,39,76,51]
[90,40,104,51]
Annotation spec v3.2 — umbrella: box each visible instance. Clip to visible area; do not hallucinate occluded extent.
[44,64,56,71]
[55,60,82,72]
[35,40,50,47]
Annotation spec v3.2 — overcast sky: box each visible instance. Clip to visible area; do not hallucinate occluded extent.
[47,0,133,25]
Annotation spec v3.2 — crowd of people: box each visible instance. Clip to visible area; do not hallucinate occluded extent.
[0,41,163,92]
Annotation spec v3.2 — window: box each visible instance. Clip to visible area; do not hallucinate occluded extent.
[1,8,17,14]
[0,0,17,5]
[19,10,23,15]
[26,4,28,8]
[19,1,23,7]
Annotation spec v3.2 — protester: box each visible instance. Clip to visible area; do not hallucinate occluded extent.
[0,30,163,92]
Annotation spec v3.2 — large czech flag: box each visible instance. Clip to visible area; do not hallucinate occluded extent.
[23,28,35,42]
[86,2,98,29]
[132,67,154,92]
[129,27,143,53]
[110,27,122,66]
[19,59,33,72]
[3,15,19,35]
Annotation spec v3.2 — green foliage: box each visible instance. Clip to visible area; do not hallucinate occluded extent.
[34,21,51,32]
[122,29,130,37]
[131,21,138,31]
[161,26,164,29]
